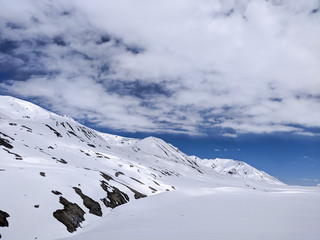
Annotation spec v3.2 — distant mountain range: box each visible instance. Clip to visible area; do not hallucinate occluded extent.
[0,96,295,239]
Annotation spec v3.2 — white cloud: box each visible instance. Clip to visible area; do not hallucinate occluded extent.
[300,178,320,182]
[1,0,320,136]
[222,133,238,138]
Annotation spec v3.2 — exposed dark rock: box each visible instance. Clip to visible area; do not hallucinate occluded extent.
[79,127,97,140]
[115,171,124,177]
[53,197,85,233]
[65,122,74,131]
[73,187,102,216]
[132,146,141,152]
[0,137,13,149]
[190,166,203,174]
[34,205,39,208]
[48,146,54,149]
[153,180,160,186]
[87,144,96,148]
[130,177,144,185]
[95,152,109,159]
[45,124,62,137]
[197,169,203,174]
[3,149,22,160]
[21,125,32,132]
[57,158,68,164]
[149,186,157,192]
[100,172,114,181]
[0,210,10,227]
[80,150,90,156]
[52,190,62,195]
[40,172,46,177]
[100,181,129,208]
[9,122,17,126]
[0,132,14,141]
[122,184,147,199]
[228,169,236,175]
[68,131,78,137]
[160,170,180,177]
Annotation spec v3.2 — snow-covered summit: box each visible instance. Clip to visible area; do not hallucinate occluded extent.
[195,157,283,185]
[0,96,287,239]
[134,136,185,160]
[0,95,58,120]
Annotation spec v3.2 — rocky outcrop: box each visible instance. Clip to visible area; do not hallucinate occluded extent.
[124,185,147,199]
[0,137,13,149]
[53,197,85,233]
[100,181,129,208]
[73,187,102,216]
[0,210,10,227]
[45,124,62,137]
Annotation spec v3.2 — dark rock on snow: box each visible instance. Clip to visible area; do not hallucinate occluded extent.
[51,190,62,195]
[100,181,129,208]
[0,137,13,149]
[73,187,102,217]
[0,210,10,227]
[53,197,85,233]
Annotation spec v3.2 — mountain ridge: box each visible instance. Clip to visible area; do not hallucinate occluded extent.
[0,95,285,239]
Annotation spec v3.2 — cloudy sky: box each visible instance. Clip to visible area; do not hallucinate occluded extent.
[0,0,319,185]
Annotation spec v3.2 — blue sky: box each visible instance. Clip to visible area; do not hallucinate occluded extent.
[0,0,319,185]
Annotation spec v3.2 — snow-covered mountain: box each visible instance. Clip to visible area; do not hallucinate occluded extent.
[0,96,319,240]
[192,156,282,185]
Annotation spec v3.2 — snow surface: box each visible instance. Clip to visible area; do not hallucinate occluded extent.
[62,187,320,240]
[0,96,319,240]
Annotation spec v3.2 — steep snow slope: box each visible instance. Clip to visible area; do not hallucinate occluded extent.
[0,96,319,240]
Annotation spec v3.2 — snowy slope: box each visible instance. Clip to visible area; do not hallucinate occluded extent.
[0,96,319,240]
[192,156,283,185]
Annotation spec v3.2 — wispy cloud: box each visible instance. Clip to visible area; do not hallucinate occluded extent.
[300,178,320,182]
[1,0,319,136]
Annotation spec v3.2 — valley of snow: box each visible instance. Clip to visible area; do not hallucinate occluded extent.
[0,96,319,240]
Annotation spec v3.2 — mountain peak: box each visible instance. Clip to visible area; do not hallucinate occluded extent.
[0,96,286,239]
[0,95,58,120]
